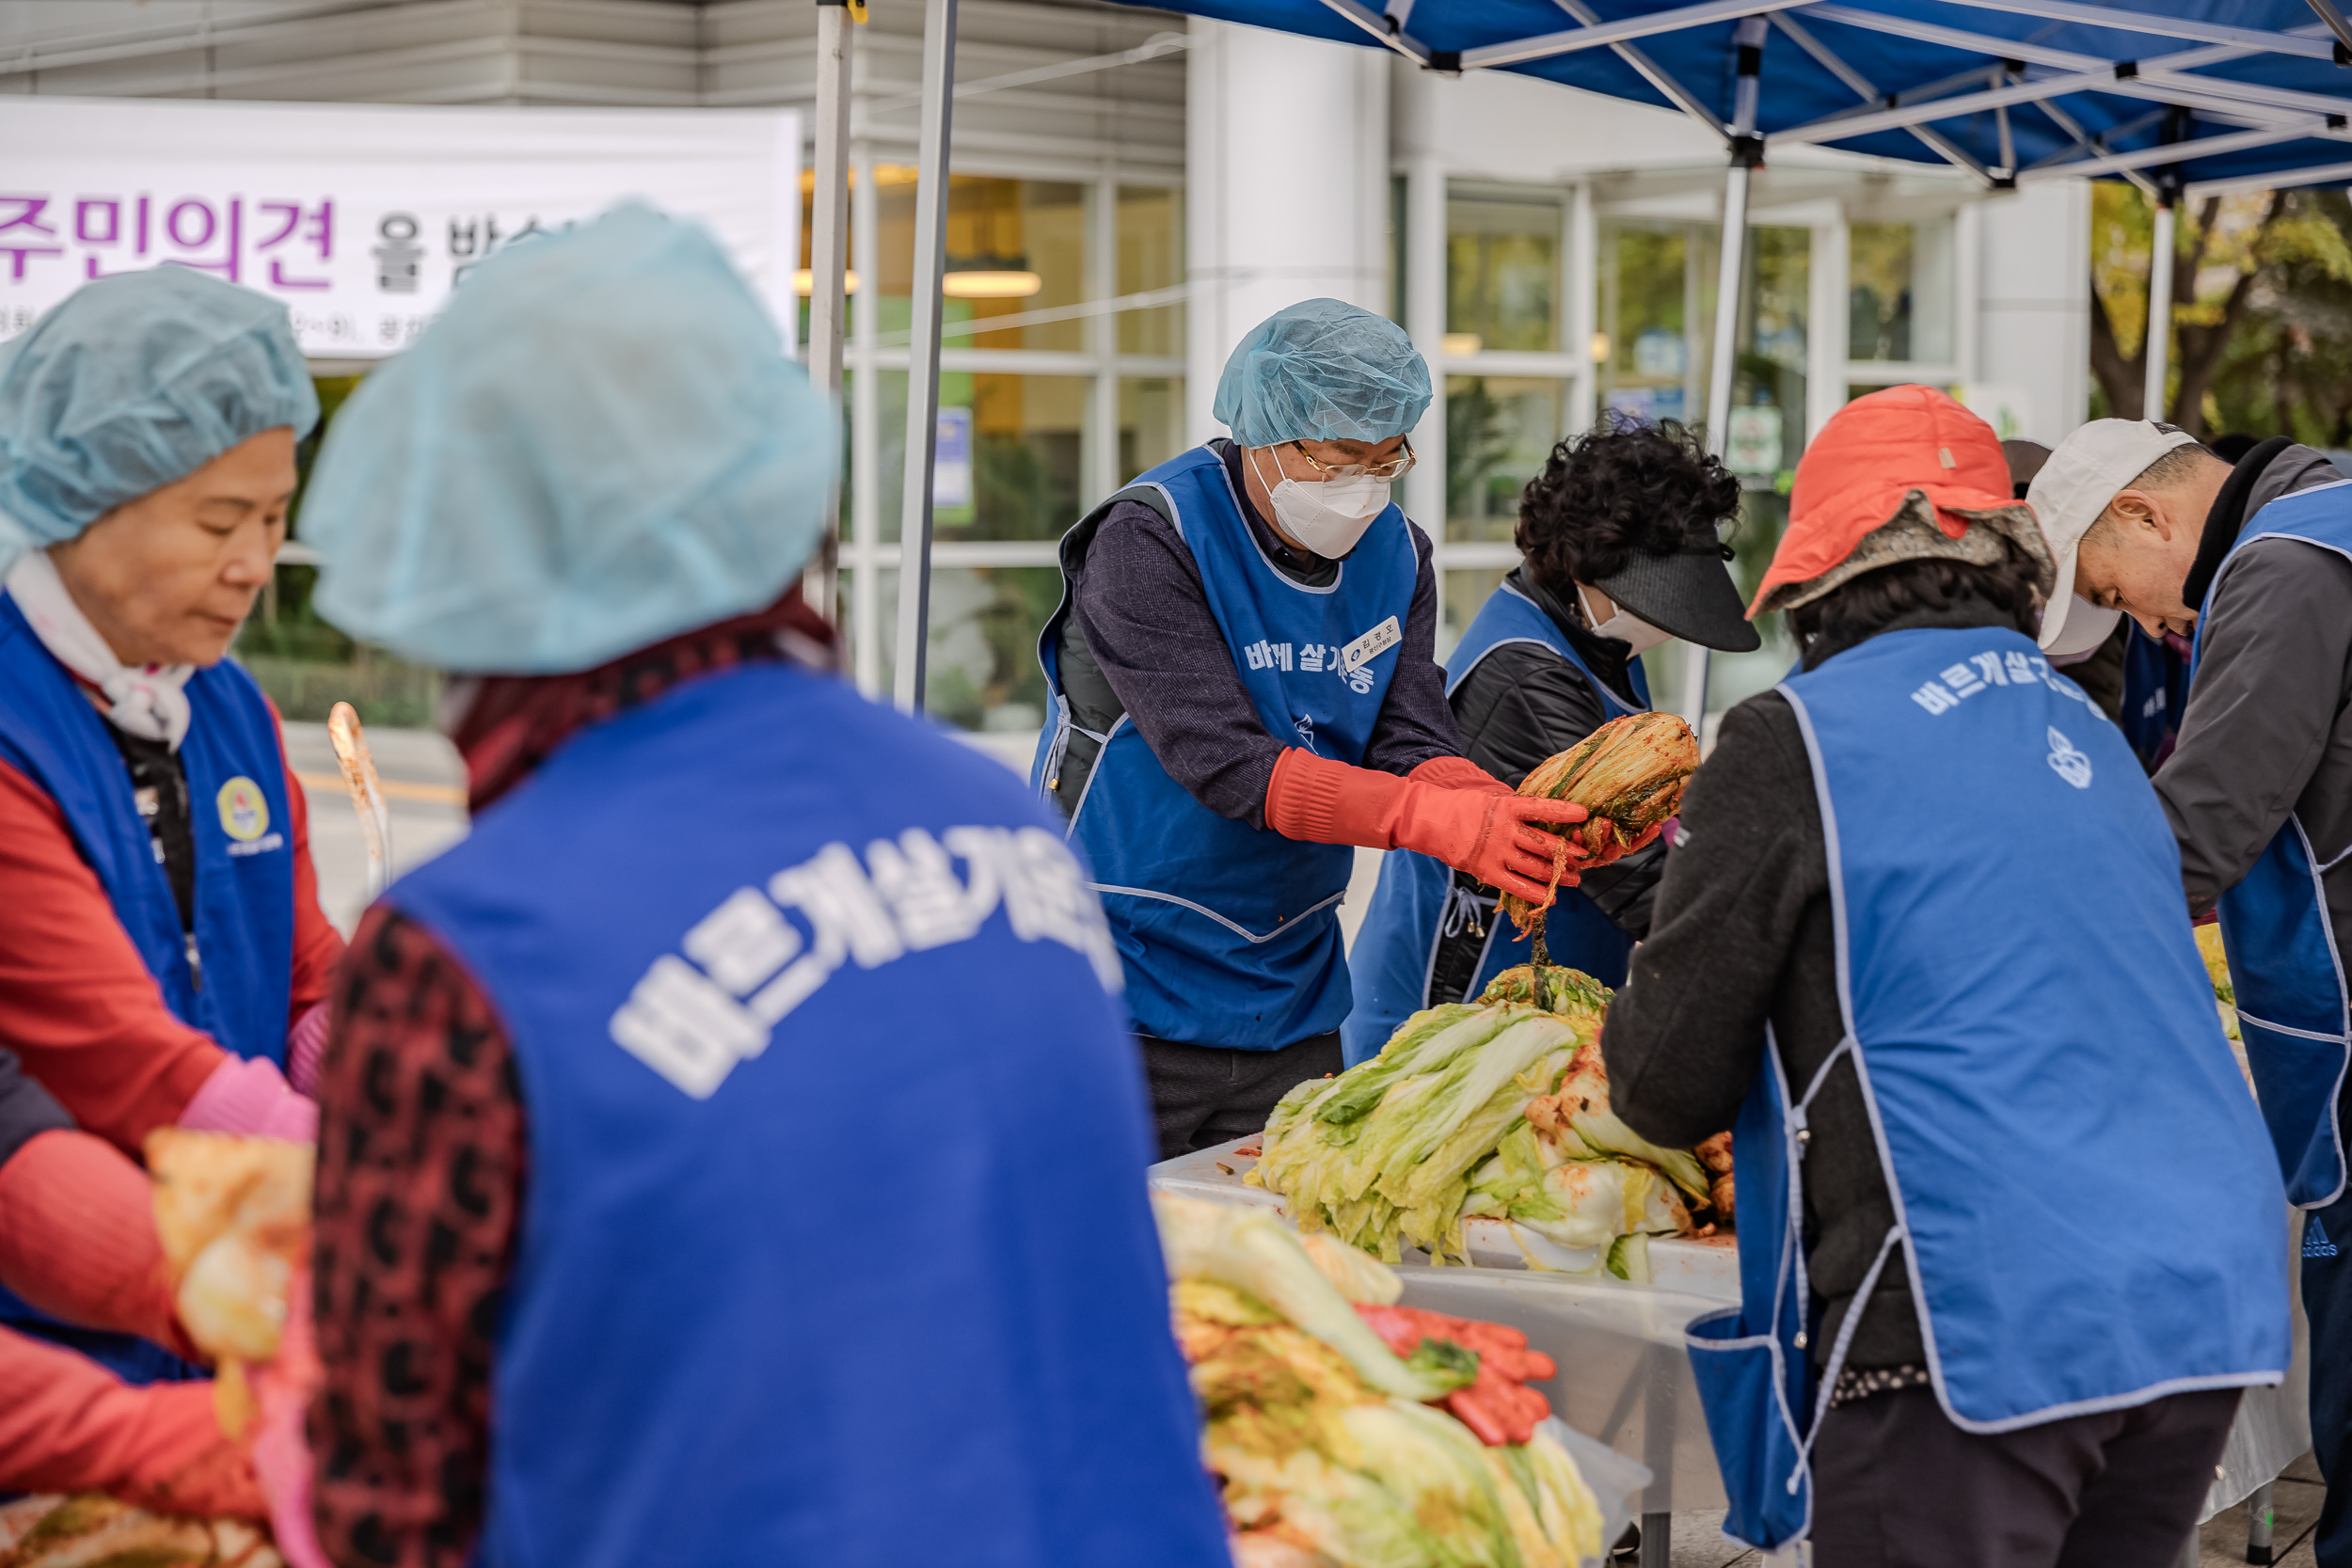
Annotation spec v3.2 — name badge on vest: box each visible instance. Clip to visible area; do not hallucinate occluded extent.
[1343,615,1402,673]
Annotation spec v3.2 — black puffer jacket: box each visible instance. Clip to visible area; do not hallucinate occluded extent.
[1418,568,1664,1006]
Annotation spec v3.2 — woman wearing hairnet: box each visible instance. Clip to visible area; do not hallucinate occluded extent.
[1034,298,1586,1156]
[0,268,333,1390]
[296,204,1229,1568]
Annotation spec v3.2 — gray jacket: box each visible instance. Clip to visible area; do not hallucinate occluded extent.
[2156,445,2352,969]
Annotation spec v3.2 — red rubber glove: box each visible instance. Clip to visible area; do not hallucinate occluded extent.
[1404,755,1517,796]
[1264,749,1587,904]
[0,1130,198,1361]
[0,1324,266,1518]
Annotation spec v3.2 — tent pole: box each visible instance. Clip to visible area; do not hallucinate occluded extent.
[894,0,959,713]
[1689,16,1767,735]
[2143,196,2176,421]
[807,0,855,626]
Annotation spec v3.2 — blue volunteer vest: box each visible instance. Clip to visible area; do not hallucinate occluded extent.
[2118,624,2187,770]
[2190,483,2352,1209]
[1033,444,1419,1048]
[0,590,294,1385]
[1342,578,1648,1066]
[390,663,1229,1568]
[1685,626,2289,1549]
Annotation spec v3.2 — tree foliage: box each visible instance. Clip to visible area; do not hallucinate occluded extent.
[2090,182,2352,441]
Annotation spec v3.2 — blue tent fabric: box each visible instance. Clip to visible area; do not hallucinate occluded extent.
[1112,1,2352,190]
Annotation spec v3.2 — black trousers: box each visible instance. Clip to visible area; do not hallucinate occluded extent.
[1810,1385,2241,1568]
[1139,1031,1343,1162]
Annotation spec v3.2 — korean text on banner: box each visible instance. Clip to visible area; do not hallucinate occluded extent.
[0,99,801,357]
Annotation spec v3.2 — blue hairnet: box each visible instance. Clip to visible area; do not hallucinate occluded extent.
[0,267,318,573]
[1212,298,1431,449]
[303,203,834,674]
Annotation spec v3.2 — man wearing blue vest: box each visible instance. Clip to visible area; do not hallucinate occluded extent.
[2035,420,2352,1565]
[297,204,1231,1568]
[0,266,332,1387]
[1035,298,1590,1156]
[1604,387,2288,1562]
[1343,418,1758,1066]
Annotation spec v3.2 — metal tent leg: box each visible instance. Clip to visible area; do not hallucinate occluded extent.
[1689,16,1767,735]
[2143,197,2176,421]
[1639,1512,1670,1568]
[805,0,854,625]
[892,0,958,713]
[2248,1478,2276,1564]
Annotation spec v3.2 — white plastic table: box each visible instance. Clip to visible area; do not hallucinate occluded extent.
[1152,1138,2310,1557]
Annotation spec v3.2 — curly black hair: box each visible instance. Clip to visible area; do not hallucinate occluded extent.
[1516,419,1741,598]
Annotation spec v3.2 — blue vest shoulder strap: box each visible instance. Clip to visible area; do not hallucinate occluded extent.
[1444,577,1650,714]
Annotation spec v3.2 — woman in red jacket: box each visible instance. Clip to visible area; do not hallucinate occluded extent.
[0,267,332,1386]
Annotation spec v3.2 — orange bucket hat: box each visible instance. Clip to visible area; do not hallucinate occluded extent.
[1749,385,2049,618]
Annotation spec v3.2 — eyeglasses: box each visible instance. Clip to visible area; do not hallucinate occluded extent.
[1289,436,1417,483]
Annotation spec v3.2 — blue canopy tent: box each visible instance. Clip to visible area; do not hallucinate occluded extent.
[1065,0,2352,719]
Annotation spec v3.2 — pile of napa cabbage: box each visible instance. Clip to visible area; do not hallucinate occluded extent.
[1248,967,1716,1274]
[1157,1194,1605,1568]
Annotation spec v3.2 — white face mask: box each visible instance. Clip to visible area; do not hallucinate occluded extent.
[1248,447,1391,559]
[1579,583,1674,656]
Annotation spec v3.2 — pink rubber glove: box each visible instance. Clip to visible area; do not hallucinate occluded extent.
[0,1130,197,1360]
[249,1268,327,1568]
[179,1055,318,1143]
[285,1003,331,1099]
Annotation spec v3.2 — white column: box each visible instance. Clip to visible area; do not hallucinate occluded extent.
[1806,216,1849,442]
[1088,163,1120,505]
[1185,15,1392,446]
[1567,182,1597,436]
[1971,180,2090,442]
[1403,155,1447,536]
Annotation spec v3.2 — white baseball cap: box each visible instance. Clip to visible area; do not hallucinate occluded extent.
[2025,419,2201,656]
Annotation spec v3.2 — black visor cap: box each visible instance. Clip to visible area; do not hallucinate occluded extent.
[1593,545,1761,654]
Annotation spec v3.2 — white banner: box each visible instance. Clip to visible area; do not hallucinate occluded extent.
[0,98,800,358]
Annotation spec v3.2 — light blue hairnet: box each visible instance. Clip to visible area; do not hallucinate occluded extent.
[0,267,318,573]
[1212,298,1431,449]
[303,202,834,674]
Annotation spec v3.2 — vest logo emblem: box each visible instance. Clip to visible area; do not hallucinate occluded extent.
[2046,727,2093,789]
[2308,1218,2340,1259]
[215,777,271,842]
